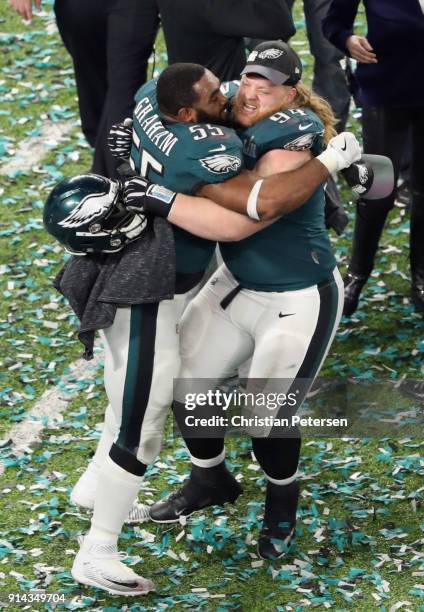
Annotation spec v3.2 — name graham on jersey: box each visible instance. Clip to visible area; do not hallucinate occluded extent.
[134,97,178,156]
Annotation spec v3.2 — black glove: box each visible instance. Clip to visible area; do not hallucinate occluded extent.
[123,176,177,218]
[108,118,133,160]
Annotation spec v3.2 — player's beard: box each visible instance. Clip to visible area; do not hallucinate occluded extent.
[195,109,218,124]
[231,94,289,127]
[194,100,235,128]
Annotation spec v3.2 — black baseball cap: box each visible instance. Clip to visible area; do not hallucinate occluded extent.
[359,154,395,200]
[241,40,302,86]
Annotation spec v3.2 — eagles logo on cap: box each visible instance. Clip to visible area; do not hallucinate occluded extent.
[241,40,302,86]
[258,49,284,60]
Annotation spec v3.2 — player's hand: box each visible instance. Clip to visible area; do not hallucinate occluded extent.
[123,176,150,213]
[317,132,361,174]
[123,176,177,218]
[346,35,377,64]
[108,118,133,160]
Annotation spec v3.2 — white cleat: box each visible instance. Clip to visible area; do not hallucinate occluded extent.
[71,469,150,524]
[126,501,150,524]
[71,537,155,596]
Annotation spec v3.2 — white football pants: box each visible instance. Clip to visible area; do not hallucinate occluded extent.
[175,264,344,436]
[99,284,198,473]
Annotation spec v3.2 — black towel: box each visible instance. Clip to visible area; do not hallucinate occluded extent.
[54,217,175,359]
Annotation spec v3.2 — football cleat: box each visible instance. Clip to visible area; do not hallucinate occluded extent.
[149,463,243,523]
[70,467,150,524]
[71,537,154,596]
[257,481,299,560]
[411,284,424,312]
[126,501,151,524]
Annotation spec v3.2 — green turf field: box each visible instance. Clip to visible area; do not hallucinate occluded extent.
[0,2,423,611]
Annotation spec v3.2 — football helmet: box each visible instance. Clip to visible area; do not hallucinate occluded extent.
[43,173,147,255]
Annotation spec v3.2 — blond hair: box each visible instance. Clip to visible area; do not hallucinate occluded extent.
[293,82,338,144]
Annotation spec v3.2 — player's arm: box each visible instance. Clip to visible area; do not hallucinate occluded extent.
[254,149,312,176]
[197,149,320,220]
[124,133,361,228]
[112,119,360,221]
[168,148,306,239]
[167,194,275,241]
[196,160,322,220]
[123,179,275,241]
[198,132,361,221]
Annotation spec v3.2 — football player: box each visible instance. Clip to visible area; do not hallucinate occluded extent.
[124,42,369,560]
[69,61,362,594]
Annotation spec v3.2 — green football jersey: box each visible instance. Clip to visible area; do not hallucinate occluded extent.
[130,79,243,275]
[220,83,336,291]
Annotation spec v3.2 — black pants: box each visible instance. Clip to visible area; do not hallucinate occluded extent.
[54,0,159,178]
[349,106,424,284]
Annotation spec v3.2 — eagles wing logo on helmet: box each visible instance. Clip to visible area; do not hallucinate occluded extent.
[59,191,115,228]
[258,49,284,60]
[200,154,242,174]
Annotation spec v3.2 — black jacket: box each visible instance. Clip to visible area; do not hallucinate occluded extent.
[323,0,424,107]
[157,0,295,80]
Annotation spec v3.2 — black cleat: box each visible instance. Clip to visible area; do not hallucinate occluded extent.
[395,180,411,210]
[343,272,368,316]
[149,463,243,523]
[411,284,424,312]
[258,481,299,560]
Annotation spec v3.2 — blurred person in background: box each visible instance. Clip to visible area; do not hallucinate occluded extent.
[10,0,295,174]
[323,0,424,314]
[156,0,295,81]
[9,0,159,178]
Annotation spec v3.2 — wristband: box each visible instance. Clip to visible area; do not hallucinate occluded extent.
[246,179,264,220]
[145,184,177,218]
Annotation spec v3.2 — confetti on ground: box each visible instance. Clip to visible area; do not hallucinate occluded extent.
[0,2,423,610]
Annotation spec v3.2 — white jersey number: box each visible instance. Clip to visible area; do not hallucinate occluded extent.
[189,124,225,141]
[140,149,164,178]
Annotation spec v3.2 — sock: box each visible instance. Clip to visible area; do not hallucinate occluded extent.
[88,456,143,545]
[91,404,119,470]
[265,471,298,486]
[190,448,225,468]
[251,433,301,481]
